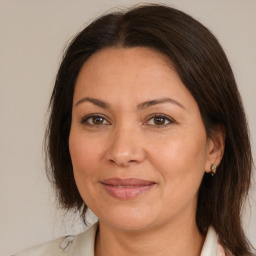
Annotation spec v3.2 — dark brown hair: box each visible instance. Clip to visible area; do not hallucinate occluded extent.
[45,4,254,255]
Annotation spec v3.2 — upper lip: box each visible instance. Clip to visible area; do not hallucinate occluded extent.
[100,178,155,186]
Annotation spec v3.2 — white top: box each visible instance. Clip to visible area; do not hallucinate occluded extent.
[12,222,227,256]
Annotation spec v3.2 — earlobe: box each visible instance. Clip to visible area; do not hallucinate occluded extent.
[205,125,225,174]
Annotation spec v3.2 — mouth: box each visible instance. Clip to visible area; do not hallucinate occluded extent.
[100,178,156,200]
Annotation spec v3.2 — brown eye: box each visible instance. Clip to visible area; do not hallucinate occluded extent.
[146,114,174,127]
[153,116,165,125]
[82,115,109,126]
[92,116,104,125]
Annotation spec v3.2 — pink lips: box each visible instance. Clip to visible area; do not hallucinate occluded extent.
[100,178,156,200]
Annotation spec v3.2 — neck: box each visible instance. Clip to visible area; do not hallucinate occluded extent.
[95,216,204,256]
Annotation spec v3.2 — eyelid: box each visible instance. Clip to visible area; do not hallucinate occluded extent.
[144,113,176,127]
[81,113,111,125]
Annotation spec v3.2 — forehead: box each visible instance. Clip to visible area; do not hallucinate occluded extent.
[73,47,197,111]
[75,47,178,89]
[86,46,173,66]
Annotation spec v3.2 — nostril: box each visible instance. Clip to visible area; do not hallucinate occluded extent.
[108,157,139,167]
[128,159,137,164]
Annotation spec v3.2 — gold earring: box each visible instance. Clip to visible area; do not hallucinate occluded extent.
[210,164,217,176]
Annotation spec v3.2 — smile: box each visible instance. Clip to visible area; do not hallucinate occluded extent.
[100,178,156,200]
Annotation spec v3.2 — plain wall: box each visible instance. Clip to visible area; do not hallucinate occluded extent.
[0,0,255,255]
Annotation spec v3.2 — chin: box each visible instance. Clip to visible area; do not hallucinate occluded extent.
[104,217,155,232]
[95,205,159,232]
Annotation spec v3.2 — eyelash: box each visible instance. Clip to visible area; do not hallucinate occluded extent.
[145,114,175,127]
[81,113,110,126]
[81,113,175,128]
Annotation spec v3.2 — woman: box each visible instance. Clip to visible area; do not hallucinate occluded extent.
[14,4,254,256]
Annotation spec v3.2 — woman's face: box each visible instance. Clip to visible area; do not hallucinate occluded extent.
[69,47,216,231]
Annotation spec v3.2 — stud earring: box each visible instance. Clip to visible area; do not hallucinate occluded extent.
[210,164,217,176]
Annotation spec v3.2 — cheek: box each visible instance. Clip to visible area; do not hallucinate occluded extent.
[69,129,100,169]
[152,133,206,168]
[69,132,103,206]
[68,130,104,193]
[149,131,207,191]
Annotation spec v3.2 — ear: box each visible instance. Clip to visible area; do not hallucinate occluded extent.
[205,125,226,174]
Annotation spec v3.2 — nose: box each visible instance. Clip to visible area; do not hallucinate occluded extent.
[105,126,146,167]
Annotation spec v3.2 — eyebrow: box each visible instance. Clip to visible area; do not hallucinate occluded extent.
[75,97,185,110]
[75,97,111,108]
[137,98,185,110]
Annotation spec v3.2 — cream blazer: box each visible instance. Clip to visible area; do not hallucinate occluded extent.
[12,222,226,256]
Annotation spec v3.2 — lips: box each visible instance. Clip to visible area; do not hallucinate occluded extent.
[100,178,156,200]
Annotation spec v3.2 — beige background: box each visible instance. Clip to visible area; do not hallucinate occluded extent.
[0,0,255,255]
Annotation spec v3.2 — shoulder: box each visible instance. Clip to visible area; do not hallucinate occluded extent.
[11,236,67,256]
[12,222,98,256]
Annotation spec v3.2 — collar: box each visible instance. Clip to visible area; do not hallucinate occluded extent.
[201,226,218,256]
[67,222,222,256]
[67,222,98,256]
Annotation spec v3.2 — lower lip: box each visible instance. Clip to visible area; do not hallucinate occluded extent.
[102,183,155,200]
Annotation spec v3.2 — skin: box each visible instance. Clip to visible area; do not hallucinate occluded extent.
[69,47,225,256]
